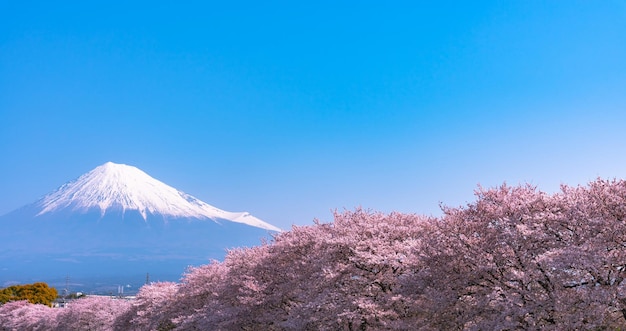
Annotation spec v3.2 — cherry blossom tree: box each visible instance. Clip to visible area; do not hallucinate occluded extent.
[0,300,59,330]
[401,180,626,329]
[113,282,179,331]
[55,296,130,331]
[0,296,130,331]
[275,210,430,330]
[170,209,431,330]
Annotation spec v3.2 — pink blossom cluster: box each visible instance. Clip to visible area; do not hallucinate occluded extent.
[0,296,129,331]
[4,178,626,329]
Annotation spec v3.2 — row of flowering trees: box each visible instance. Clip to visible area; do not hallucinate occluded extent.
[4,178,626,330]
[0,296,131,330]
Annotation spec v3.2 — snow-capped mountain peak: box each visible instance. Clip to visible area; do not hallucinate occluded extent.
[35,162,281,231]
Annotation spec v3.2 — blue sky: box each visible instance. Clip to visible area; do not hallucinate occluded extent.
[1,1,625,230]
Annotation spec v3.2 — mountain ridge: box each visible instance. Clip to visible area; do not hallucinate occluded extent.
[0,162,280,288]
[27,161,280,231]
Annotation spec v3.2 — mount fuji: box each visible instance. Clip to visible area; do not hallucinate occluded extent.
[0,162,280,290]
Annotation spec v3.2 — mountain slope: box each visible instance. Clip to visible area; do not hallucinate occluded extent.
[33,161,280,231]
[0,162,280,289]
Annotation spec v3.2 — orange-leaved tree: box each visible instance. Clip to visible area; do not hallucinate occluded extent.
[0,282,58,306]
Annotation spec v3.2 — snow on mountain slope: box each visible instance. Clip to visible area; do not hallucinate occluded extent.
[35,162,281,232]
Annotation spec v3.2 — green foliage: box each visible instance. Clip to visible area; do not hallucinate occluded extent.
[0,282,58,306]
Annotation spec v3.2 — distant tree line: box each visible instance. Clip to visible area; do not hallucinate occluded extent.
[3,178,626,329]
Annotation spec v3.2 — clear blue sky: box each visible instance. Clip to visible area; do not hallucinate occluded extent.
[1,1,625,229]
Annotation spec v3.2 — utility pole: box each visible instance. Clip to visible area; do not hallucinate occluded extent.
[64,275,70,298]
